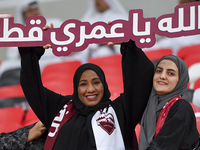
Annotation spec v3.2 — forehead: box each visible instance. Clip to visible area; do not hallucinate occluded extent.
[79,69,100,80]
[157,59,178,70]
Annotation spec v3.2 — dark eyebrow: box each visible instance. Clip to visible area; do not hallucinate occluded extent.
[167,69,177,73]
[79,77,100,83]
[79,79,87,82]
[92,77,100,81]
[156,67,163,70]
[156,67,177,73]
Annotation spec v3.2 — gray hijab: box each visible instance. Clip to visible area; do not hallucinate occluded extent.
[139,55,189,150]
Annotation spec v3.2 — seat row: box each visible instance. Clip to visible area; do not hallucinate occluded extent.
[0,44,200,133]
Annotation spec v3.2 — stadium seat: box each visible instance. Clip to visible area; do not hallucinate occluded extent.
[183,54,200,68]
[41,60,82,95]
[177,44,200,61]
[88,54,123,100]
[190,102,200,113]
[135,124,141,141]
[22,108,39,127]
[144,48,173,61]
[194,78,200,91]
[0,68,21,87]
[190,102,200,134]
[188,63,200,89]
[182,89,194,103]
[0,84,24,99]
[0,107,24,132]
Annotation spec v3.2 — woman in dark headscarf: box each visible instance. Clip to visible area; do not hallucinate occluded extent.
[139,55,199,150]
[18,39,154,150]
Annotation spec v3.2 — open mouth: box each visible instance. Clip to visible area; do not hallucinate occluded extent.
[158,81,167,85]
[86,94,97,100]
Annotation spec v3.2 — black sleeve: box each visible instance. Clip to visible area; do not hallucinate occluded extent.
[120,39,154,128]
[19,47,65,129]
[147,100,199,150]
[0,124,34,150]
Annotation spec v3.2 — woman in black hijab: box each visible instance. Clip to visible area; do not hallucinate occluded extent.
[139,55,199,150]
[18,39,154,150]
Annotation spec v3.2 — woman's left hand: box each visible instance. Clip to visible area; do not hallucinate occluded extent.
[26,121,47,142]
[43,23,54,49]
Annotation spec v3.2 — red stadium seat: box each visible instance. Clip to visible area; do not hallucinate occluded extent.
[177,44,200,61]
[22,108,39,127]
[183,54,200,68]
[144,48,173,61]
[188,63,200,89]
[190,102,200,134]
[0,84,24,99]
[190,102,200,113]
[194,78,200,91]
[0,107,24,132]
[135,124,141,141]
[88,54,123,100]
[41,60,82,95]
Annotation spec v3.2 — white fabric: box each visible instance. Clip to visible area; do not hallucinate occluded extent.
[5,0,82,73]
[193,88,200,109]
[7,0,83,63]
[188,63,200,89]
[7,0,64,60]
[15,0,38,24]
[92,106,125,150]
[143,35,200,55]
[81,0,128,24]
[79,0,128,63]
[5,16,64,72]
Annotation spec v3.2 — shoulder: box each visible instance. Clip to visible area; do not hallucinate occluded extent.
[172,99,193,111]
[168,99,195,120]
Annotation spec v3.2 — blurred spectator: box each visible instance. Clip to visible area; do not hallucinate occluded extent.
[143,0,200,55]
[0,0,65,86]
[5,0,63,68]
[0,0,64,130]
[0,121,46,150]
[78,0,128,63]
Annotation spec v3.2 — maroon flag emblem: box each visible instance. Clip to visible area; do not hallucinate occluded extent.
[96,113,115,135]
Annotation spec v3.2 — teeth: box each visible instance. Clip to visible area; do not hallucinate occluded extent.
[158,82,166,85]
[87,95,96,98]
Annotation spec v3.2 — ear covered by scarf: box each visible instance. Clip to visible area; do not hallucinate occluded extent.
[139,55,189,150]
[71,63,111,116]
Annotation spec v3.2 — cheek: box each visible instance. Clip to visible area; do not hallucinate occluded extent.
[171,78,179,89]
[97,84,104,96]
[100,86,104,96]
[78,87,86,97]
[153,75,158,85]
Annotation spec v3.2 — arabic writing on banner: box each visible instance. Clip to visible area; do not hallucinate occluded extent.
[0,2,199,56]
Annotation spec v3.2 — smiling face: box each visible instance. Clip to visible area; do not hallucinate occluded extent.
[78,69,104,107]
[153,59,179,95]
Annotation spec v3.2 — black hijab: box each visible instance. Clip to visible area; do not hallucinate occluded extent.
[54,63,112,150]
[71,63,112,115]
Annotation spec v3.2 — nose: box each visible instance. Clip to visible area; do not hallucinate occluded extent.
[160,72,166,79]
[87,83,95,92]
